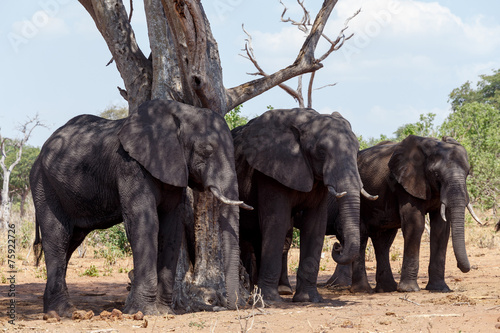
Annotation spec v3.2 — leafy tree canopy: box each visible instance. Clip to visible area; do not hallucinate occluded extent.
[224,105,248,130]
[449,69,500,111]
[441,70,500,210]
[0,140,40,201]
[99,104,128,120]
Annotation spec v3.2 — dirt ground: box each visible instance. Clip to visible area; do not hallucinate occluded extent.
[1,219,500,333]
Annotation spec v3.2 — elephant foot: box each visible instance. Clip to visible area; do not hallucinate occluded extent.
[123,296,159,316]
[44,300,76,318]
[259,286,283,303]
[325,272,352,287]
[349,279,373,293]
[374,280,397,293]
[425,280,452,292]
[278,284,293,295]
[292,288,323,303]
[397,280,420,292]
[157,303,176,315]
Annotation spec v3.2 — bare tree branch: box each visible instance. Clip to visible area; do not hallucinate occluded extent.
[231,0,358,110]
[307,71,315,108]
[317,8,360,63]
[239,25,305,107]
[280,0,311,33]
[226,0,340,111]
[79,0,152,113]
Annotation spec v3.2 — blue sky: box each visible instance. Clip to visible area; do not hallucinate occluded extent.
[1,0,499,147]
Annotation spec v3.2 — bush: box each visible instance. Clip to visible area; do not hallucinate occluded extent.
[88,223,131,256]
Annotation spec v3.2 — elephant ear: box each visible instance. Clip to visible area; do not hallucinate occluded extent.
[239,113,314,192]
[388,135,431,200]
[118,102,188,187]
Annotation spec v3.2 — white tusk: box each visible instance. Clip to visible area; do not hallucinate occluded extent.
[361,188,378,201]
[467,203,484,225]
[210,187,254,210]
[328,185,347,198]
[440,203,447,222]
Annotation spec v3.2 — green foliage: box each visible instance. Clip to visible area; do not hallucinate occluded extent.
[0,141,40,201]
[449,69,500,111]
[224,105,248,130]
[394,113,438,141]
[440,102,500,209]
[291,227,300,248]
[35,266,47,280]
[88,223,132,256]
[99,104,128,120]
[357,134,390,150]
[81,264,99,277]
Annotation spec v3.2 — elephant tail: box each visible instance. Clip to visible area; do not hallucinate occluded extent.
[33,218,43,267]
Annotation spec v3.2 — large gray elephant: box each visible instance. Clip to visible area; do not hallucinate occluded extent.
[233,108,373,303]
[30,99,250,317]
[329,135,481,293]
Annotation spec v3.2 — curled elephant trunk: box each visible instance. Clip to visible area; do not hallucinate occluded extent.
[209,186,254,210]
[331,193,360,265]
[361,188,378,200]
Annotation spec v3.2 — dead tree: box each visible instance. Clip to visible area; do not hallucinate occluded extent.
[77,0,355,310]
[0,115,43,231]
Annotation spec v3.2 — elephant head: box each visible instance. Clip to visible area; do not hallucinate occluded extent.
[388,135,477,273]
[118,99,250,308]
[235,108,367,264]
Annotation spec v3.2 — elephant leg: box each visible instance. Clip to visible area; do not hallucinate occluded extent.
[37,207,74,317]
[426,211,452,292]
[398,201,425,292]
[371,228,398,292]
[293,201,327,303]
[257,190,292,302]
[326,263,352,287]
[350,226,372,293]
[278,226,294,295]
[156,206,183,314]
[66,228,89,262]
[120,186,160,315]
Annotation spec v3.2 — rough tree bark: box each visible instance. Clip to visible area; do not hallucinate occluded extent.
[78,0,344,310]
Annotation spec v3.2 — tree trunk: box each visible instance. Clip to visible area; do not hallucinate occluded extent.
[20,188,28,218]
[0,171,12,230]
[78,0,341,311]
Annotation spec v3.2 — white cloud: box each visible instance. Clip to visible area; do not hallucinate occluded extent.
[11,12,69,41]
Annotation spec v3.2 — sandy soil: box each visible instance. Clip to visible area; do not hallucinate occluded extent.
[1,221,500,333]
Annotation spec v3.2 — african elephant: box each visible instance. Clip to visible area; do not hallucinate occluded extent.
[333,135,481,293]
[30,99,250,317]
[232,108,374,303]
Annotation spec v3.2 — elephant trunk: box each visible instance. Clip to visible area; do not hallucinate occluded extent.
[442,180,470,273]
[331,192,360,265]
[447,203,471,273]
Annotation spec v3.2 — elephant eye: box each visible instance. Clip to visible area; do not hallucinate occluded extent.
[199,143,215,157]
